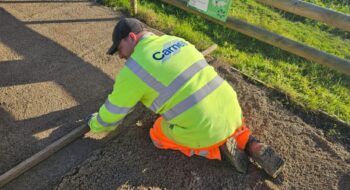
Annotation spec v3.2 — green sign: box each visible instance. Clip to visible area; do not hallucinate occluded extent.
[188,0,232,21]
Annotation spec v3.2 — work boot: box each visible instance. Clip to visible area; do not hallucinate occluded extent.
[219,136,249,173]
[246,136,284,178]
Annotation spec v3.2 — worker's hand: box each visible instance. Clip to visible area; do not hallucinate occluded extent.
[85,112,97,124]
[86,112,118,133]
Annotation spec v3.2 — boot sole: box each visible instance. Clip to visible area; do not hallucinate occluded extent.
[220,137,249,173]
[251,145,284,178]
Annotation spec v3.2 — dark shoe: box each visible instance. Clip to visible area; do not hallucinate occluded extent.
[220,137,249,173]
[246,137,284,178]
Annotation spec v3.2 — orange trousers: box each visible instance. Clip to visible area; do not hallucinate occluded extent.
[149,117,251,160]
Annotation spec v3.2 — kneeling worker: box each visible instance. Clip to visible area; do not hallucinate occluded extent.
[87,17,284,178]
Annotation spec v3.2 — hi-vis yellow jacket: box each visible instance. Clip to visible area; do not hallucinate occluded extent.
[89,33,242,148]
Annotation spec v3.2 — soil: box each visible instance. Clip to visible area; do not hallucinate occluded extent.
[0,1,349,190]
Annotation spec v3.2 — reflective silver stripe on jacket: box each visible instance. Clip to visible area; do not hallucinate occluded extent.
[199,150,208,157]
[163,75,224,120]
[97,114,122,127]
[126,58,222,120]
[126,58,165,92]
[149,59,208,111]
[104,99,131,114]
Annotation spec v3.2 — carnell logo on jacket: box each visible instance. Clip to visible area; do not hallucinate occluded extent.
[152,40,188,63]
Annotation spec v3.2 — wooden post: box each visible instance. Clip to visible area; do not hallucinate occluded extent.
[160,0,350,76]
[255,0,350,32]
[202,44,218,56]
[131,0,137,16]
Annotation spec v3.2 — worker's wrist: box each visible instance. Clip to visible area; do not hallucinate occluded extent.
[88,116,117,133]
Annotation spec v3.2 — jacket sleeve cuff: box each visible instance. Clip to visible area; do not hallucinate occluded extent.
[88,116,117,133]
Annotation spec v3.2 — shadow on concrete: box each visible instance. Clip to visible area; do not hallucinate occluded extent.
[24,17,119,25]
[0,6,122,189]
[338,173,350,190]
[0,0,89,4]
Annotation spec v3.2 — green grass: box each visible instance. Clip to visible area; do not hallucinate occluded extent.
[104,0,350,124]
[304,0,350,14]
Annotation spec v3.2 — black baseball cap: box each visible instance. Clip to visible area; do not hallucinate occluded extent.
[107,17,145,55]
